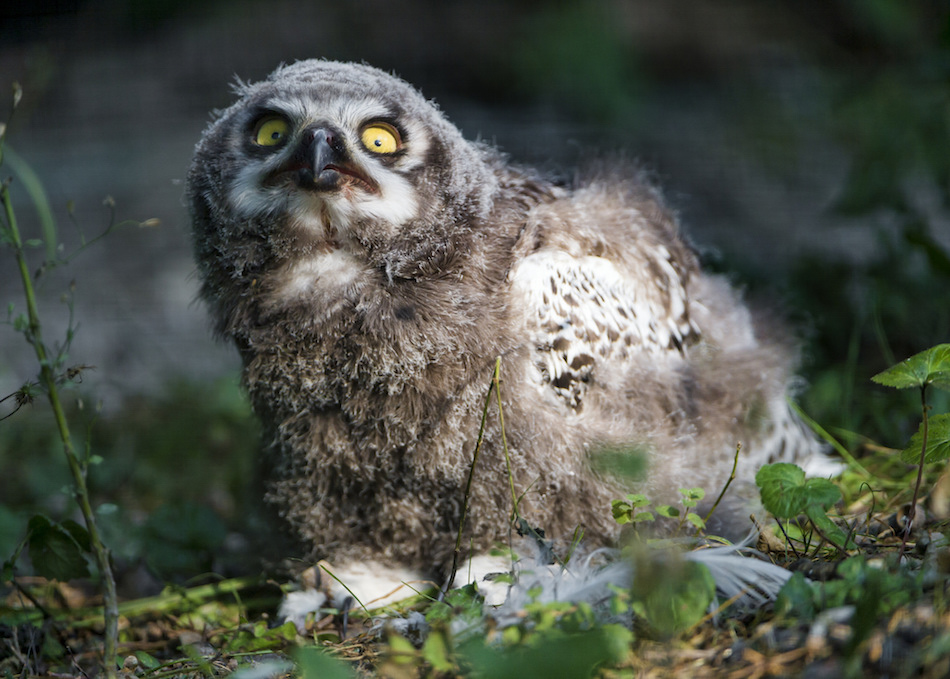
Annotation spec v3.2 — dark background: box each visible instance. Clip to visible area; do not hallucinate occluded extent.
[1,0,948,583]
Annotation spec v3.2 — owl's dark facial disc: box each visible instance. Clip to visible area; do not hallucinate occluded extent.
[287,126,378,195]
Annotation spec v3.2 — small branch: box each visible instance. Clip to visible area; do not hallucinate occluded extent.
[2,155,118,677]
[493,358,519,518]
[703,442,740,527]
[444,357,500,598]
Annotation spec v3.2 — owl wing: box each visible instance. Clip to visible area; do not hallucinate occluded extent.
[510,248,698,408]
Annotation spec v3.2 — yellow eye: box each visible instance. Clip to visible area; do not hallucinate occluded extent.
[254,117,290,147]
[361,124,400,154]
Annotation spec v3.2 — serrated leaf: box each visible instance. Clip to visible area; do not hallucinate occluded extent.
[756,463,807,518]
[900,413,950,464]
[756,463,841,520]
[656,505,679,518]
[871,344,950,391]
[27,515,90,581]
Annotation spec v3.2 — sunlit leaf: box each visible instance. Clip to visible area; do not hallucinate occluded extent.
[422,629,454,672]
[871,344,950,391]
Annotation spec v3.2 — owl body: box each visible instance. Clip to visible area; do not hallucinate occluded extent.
[188,61,826,579]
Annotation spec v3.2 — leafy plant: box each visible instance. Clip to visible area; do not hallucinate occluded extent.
[871,343,950,557]
[1,83,143,678]
[611,487,707,537]
[756,463,856,554]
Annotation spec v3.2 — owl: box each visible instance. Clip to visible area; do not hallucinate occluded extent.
[187,60,833,606]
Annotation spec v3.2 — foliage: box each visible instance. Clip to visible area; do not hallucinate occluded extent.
[1,82,127,677]
[756,463,855,552]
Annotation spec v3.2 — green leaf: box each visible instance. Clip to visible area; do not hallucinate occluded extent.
[685,512,706,530]
[757,463,842,524]
[61,519,91,552]
[133,651,161,670]
[871,344,950,391]
[422,629,454,672]
[631,557,715,637]
[900,413,950,464]
[294,646,356,679]
[27,515,90,581]
[460,627,627,679]
[679,488,705,507]
[655,505,679,518]
[756,463,808,518]
[625,493,650,507]
[805,505,856,550]
[775,571,816,620]
[611,499,632,525]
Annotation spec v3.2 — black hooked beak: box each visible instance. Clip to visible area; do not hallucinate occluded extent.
[292,126,376,193]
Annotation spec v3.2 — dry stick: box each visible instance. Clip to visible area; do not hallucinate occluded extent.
[899,385,930,562]
[2,158,118,677]
[443,357,501,598]
[703,443,741,528]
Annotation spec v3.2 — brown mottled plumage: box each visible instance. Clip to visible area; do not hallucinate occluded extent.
[187,60,829,587]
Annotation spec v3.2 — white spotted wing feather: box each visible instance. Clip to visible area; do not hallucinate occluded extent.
[511,249,698,408]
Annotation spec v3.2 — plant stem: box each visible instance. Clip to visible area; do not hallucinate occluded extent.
[2,181,119,678]
[444,357,500,597]
[703,442,740,527]
[899,385,930,561]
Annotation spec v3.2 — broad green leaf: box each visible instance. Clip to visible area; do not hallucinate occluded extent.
[756,463,807,518]
[295,646,356,679]
[27,515,90,581]
[655,505,679,518]
[900,413,950,464]
[422,630,454,672]
[460,626,627,679]
[631,558,714,637]
[871,344,950,391]
[756,463,841,520]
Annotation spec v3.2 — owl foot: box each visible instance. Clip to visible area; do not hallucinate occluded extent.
[278,559,435,633]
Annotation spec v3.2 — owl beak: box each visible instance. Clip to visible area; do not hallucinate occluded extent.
[292,126,377,194]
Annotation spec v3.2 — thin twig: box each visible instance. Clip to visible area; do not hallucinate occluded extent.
[444,357,500,598]
[703,443,740,526]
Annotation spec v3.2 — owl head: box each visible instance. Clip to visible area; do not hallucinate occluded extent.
[187,60,501,333]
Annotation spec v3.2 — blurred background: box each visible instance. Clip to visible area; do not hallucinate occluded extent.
[1,0,948,587]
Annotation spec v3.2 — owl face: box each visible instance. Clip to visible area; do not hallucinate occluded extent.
[191,61,496,252]
[189,61,502,320]
[225,84,432,239]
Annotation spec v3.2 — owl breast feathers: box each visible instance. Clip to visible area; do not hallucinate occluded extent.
[188,60,832,576]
